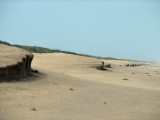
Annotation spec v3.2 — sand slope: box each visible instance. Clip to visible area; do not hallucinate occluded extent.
[0,44,32,67]
[0,53,160,120]
[0,44,33,81]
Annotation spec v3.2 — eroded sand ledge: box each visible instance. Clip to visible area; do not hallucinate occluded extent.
[0,44,33,81]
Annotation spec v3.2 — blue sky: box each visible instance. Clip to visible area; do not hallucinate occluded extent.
[0,0,160,63]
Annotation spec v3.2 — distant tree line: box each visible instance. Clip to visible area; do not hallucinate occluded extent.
[0,40,121,60]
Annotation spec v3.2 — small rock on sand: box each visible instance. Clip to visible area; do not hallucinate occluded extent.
[32,108,37,111]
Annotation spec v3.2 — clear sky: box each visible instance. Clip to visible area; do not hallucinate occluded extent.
[0,0,160,63]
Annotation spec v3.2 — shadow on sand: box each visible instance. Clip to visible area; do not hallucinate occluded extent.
[0,70,44,83]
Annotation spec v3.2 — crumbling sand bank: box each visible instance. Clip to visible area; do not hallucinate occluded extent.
[0,44,33,81]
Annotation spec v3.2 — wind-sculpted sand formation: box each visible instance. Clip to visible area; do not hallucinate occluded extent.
[0,44,160,120]
[0,44,33,81]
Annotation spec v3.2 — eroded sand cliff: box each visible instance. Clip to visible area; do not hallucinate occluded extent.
[0,44,33,81]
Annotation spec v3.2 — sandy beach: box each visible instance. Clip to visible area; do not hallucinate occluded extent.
[1,0,160,119]
[0,52,160,120]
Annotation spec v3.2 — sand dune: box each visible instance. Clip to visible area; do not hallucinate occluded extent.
[33,53,160,91]
[0,51,160,120]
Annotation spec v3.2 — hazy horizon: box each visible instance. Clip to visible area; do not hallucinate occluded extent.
[0,0,160,63]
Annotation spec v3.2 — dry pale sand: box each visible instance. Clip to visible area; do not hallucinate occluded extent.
[0,44,32,67]
[0,53,160,120]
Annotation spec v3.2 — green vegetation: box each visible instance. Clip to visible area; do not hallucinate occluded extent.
[0,40,77,53]
[0,40,118,60]
[0,40,11,46]
[0,40,63,53]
